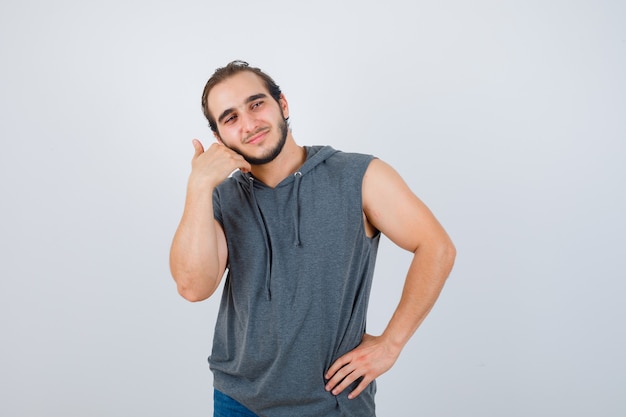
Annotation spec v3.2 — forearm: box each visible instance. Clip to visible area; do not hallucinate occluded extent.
[324,241,455,399]
[381,240,456,353]
[170,182,223,301]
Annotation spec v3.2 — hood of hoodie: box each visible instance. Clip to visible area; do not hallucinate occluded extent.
[229,145,339,300]
[231,145,339,188]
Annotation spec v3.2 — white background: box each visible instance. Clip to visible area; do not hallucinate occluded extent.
[1,1,624,416]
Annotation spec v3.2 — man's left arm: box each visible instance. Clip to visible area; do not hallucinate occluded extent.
[325,158,456,399]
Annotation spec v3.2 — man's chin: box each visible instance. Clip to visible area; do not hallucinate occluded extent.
[241,135,287,165]
[242,150,281,166]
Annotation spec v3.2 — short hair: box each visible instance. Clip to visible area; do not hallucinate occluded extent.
[201,60,283,133]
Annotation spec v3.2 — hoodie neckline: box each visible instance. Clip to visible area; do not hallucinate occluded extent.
[233,145,339,189]
[231,145,339,301]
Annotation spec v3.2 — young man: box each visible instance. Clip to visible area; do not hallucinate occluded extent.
[170,61,456,417]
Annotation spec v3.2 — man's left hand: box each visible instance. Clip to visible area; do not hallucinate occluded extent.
[324,333,400,399]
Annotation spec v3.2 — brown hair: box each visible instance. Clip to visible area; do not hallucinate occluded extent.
[201,60,283,133]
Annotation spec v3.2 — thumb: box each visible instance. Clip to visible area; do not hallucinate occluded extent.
[192,139,205,157]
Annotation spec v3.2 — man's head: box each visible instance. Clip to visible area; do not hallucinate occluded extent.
[201,60,291,165]
[201,60,283,134]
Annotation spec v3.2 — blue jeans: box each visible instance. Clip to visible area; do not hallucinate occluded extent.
[214,389,259,417]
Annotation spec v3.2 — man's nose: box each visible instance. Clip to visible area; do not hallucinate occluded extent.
[240,111,258,133]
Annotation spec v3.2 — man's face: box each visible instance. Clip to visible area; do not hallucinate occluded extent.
[208,71,289,165]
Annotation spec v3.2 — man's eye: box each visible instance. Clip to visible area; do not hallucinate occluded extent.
[252,101,263,109]
[225,114,237,123]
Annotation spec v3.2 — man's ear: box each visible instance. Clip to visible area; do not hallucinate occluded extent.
[279,93,290,119]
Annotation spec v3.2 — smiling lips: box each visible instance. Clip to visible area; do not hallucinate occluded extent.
[244,128,270,145]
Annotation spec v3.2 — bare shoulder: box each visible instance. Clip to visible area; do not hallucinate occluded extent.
[363,158,450,252]
[362,158,416,220]
[363,158,406,192]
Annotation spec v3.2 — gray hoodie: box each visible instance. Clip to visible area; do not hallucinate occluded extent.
[210,145,380,417]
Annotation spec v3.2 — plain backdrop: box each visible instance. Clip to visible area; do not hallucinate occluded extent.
[1,1,624,416]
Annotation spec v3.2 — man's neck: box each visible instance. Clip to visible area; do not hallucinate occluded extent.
[250,135,306,188]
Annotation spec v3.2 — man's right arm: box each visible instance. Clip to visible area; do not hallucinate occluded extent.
[169,140,251,302]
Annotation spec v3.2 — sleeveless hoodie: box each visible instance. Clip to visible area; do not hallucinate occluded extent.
[210,145,380,417]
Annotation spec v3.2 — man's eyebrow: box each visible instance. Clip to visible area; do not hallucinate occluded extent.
[217,93,269,124]
[246,93,268,103]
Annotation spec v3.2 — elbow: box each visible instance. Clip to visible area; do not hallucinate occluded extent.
[176,281,214,302]
[177,287,209,302]
[417,235,456,277]
[441,238,457,275]
[171,270,216,302]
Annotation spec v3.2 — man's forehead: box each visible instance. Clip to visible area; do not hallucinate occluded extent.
[208,71,269,111]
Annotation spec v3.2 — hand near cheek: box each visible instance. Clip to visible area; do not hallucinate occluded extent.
[190,139,252,188]
[324,334,400,400]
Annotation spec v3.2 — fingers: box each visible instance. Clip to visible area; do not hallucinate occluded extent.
[188,141,252,188]
[192,139,205,158]
[325,361,356,395]
[325,362,372,399]
[214,145,251,173]
[191,139,252,174]
[324,334,397,400]
[348,377,373,400]
[325,354,349,381]
[236,154,252,173]
[325,353,363,398]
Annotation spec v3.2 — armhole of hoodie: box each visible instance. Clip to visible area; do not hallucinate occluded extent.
[360,156,381,240]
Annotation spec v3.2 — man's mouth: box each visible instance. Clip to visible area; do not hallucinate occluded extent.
[245,128,269,145]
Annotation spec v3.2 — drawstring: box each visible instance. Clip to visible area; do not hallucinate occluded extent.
[245,170,304,300]
[293,171,303,247]
[247,175,273,301]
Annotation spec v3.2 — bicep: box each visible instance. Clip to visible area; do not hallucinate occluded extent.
[362,159,450,253]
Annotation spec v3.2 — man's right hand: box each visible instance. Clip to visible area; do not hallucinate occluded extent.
[189,139,252,190]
